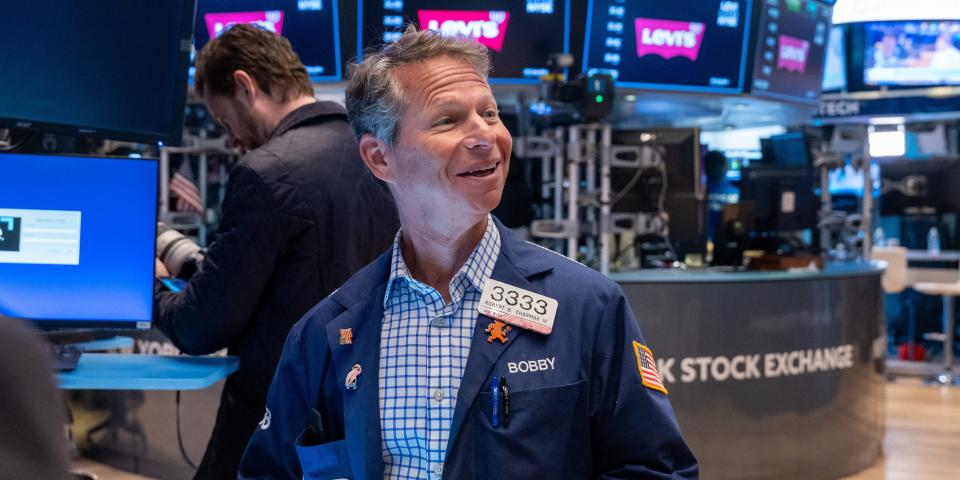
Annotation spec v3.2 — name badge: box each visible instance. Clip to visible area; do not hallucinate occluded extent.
[478,279,558,335]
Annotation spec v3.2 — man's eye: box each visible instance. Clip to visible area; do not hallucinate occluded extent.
[433,118,454,127]
[484,110,499,118]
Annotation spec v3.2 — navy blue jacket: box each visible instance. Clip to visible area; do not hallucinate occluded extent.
[239,218,698,479]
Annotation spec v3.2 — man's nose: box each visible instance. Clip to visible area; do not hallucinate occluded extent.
[464,114,496,150]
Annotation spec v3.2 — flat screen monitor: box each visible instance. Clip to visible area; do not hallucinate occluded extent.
[0,1,195,146]
[750,0,833,104]
[863,21,960,87]
[741,166,817,232]
[822,25,847,91]
[0,154,158,330]
[194,0,342,83]
[359,0,571,83]
[762,131,811,167]
[583,0,753,93]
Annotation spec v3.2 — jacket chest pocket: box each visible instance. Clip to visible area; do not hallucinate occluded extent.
[471,380,590,479]
[295,432,353,480]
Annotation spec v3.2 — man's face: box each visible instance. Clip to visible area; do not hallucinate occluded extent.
[203,91,263,152]
[384,56,512,221]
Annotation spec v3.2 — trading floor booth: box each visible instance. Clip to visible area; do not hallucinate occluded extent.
[613,266,886,479]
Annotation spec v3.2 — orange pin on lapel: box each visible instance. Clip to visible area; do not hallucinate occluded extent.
[485,320,512,344]
[339,328,353,345]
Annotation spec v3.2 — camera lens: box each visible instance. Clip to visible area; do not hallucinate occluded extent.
[156,223,203,278]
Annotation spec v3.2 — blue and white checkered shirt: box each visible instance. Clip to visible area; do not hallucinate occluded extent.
[379,216,501,480]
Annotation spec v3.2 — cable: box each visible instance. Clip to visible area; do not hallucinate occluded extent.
[176,390,199,470]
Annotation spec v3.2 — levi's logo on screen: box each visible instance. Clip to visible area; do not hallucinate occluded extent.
[417,10,511,52]
[777,35,810,73]
[634,18,706,61]
[205,10,285,39]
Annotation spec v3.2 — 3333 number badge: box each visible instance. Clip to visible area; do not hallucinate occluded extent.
[478,279,558,335]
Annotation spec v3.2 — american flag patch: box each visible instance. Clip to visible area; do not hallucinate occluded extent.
[633,341,668,394]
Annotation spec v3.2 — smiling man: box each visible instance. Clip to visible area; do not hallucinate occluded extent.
[239,26,698,479]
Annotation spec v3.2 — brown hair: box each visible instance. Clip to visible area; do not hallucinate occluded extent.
[194,24,313,101]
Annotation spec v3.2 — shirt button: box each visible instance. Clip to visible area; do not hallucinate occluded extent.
[433,389,444,402]
[433,463,444,475]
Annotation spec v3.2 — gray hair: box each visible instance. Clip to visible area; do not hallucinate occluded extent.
[345,25,491,146]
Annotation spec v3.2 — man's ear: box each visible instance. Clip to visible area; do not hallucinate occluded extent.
[358,134,393,183]
[231,70,258,107]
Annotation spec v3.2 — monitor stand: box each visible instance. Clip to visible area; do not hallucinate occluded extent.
[48,343,83,371]
[42,330,121,371]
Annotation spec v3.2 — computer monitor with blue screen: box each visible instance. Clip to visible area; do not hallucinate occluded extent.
[583,0,752,93]
[360,0,571,83]
[194,0,342,83]
[828,163,880,197]
[0,154,158,330]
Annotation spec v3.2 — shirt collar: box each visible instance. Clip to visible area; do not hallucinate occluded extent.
[384,215,501,307]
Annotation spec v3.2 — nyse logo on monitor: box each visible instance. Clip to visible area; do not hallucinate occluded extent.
[778,35,810,73]
[634,18,706,61]
[0,216,22,252]
[418,10,511,52]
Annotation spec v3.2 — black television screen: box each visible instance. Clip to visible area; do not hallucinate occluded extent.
[359,0,571,83]
[0,154,158,330]
[194,0,342,83]
[750,0,832,104]
[583,0,752,93]
[0,1,195,146]
[862,21,960,87]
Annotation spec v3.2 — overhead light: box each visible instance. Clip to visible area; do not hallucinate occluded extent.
[869,116,906,125]
[624,94,637,102]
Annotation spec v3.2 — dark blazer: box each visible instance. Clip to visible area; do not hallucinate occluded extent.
[154,101,398,478]
[239,217,698,479]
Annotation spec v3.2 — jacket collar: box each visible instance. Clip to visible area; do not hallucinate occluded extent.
[264,100,348,144]
[322,217,554,477]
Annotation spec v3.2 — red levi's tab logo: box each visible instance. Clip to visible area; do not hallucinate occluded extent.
[634,18,705,61]
[777,34,810,73]
[633,341,668,394]
[205,10,285,39]
[417,10,511,52]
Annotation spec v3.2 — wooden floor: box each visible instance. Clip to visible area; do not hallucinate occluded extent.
[77,379,960,480]
[843,378,960,480]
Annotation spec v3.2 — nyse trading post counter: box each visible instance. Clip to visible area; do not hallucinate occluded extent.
[610,263,884,480]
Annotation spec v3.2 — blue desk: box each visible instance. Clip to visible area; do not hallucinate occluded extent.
[57,354,238,390]
[73,336,134,352]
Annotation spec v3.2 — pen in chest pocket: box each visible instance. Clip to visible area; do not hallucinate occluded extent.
[491,375,500,428]
[500,376,510,427]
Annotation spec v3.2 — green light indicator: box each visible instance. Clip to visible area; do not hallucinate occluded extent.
[595,95,604,103]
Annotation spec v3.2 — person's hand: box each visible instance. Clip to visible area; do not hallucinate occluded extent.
[155,258,170,278]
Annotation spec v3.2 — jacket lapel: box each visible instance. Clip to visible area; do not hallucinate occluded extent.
[324,254,391,480]
[446,219,555,455]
